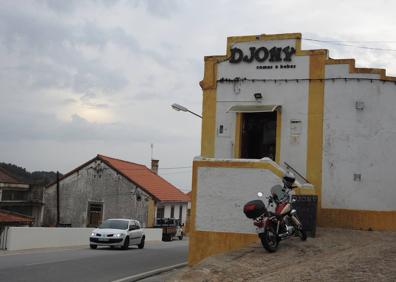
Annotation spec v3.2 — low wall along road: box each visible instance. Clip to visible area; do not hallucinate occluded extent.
[4,227,162,251]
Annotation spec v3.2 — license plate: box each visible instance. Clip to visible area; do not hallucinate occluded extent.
[98,238,109,242]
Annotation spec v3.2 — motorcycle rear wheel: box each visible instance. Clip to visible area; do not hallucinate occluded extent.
[259,228,279,252]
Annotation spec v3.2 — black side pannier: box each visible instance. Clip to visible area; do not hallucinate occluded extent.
[243,200,267,219]
[292,195,318,237]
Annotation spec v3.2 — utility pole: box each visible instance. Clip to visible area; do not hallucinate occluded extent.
[56,171,60,226]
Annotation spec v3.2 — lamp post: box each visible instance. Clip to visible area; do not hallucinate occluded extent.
[171,103,202,118]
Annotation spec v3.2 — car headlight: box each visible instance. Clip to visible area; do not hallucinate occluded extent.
[115,233,124,238]
[91,232,95,236]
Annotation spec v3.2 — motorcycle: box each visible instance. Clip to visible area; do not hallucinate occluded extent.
[243,173,307,252]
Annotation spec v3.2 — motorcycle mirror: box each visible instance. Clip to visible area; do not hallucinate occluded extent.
[257,192,263,197]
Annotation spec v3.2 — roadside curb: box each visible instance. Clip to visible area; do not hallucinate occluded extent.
[112,262,188,282]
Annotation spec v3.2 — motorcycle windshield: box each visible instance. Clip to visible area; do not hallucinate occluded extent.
[270,184,287,201]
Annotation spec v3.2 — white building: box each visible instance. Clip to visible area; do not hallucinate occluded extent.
[189,33,396,265]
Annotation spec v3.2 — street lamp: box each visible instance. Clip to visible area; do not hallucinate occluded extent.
[171,103,202,118]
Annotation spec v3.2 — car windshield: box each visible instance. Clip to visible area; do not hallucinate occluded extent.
[98,219,128,230]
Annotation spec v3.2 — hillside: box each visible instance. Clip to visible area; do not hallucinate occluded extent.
[0,162,60,186]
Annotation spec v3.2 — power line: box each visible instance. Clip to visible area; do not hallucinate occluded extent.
[159,166,191,170]
[303,38,396,52]
[160,171,192,176]
[304,38,396,44]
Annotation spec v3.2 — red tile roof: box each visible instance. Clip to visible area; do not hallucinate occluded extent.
[98,155,189,203]
[0,167,23,184]
[186,191,192,201]
[0,210,33,224]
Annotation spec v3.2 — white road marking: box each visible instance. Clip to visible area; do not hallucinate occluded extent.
[111,262,187,282]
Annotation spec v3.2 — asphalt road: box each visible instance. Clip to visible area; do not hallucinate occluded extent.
[0,240,188,282]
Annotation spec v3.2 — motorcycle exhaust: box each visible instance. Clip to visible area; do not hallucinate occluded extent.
[278,232,289,240]
[290,212,302,228]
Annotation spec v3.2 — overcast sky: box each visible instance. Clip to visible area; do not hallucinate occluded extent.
[1,0,396,192]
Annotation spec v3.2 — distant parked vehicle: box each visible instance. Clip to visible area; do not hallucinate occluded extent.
[89,219,145,250]
[154,218,184,241]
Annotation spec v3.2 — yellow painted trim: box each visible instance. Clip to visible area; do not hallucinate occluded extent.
[188,231,258,265]
[201,88,216,158]
[307,53,326,211]
[226,32,327,58]
[294,187,316,195]
[194,159,284,178]
[146,199,155,227]
[234,110,281,162]
[275,110,281,164]
[199,56,225,91]
[200,57,222,157]
[188,161,199,264]
[226,33,303,57]
[193,158,315,190]
[234,113,242,158]
[325,58,396,81]
[320,209,396,231]
[190,161,198,233]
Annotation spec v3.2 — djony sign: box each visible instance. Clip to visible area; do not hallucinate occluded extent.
[229,46,296,64]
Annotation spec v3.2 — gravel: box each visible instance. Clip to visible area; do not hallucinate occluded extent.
[166,228,396,282]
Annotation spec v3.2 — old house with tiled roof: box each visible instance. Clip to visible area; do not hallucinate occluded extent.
[43,155,190,228]
[0,167,43,227]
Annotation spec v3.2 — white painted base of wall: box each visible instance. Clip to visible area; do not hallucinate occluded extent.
[5,227,162,251]
[142,228,163,242]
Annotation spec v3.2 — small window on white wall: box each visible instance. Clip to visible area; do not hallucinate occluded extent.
[157,207,164,218]
[87,202,103,227]
[179,206,183,222]
[171,206,175,218]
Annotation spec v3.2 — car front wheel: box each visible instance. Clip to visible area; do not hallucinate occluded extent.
[122,237,130,250]
[138,236,145,249]
[90,244,97,249]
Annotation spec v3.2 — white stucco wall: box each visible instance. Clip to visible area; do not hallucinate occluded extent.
[5,227,162,251]
[195,160,284,234]
[155,203,188,224]
[44,160,150,227]
[323,64,396,211]
[215,38,310,176]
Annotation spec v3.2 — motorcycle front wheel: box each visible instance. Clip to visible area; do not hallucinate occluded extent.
[259,228,279,252]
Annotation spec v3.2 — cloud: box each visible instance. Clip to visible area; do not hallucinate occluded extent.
[0,4,133,95]
[1,0,396,190]
[0,110,189,143]
[135,0,181,18]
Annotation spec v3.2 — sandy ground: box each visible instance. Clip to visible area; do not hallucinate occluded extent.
[166,228,396,282]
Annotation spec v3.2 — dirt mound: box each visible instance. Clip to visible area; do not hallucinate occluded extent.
[169,228,396,281]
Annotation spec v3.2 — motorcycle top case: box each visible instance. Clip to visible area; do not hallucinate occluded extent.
[243,200,267,219]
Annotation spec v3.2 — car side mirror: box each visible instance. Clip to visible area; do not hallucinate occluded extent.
[129,226,134,231]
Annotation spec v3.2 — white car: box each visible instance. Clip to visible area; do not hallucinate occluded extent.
[89,219,145,250]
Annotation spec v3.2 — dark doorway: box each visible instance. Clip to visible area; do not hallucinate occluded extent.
[156,207,165,218]
[241,112,277,160]
[87,202,103,227]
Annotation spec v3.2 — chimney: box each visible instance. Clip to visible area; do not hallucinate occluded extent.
[151,159,159,174]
